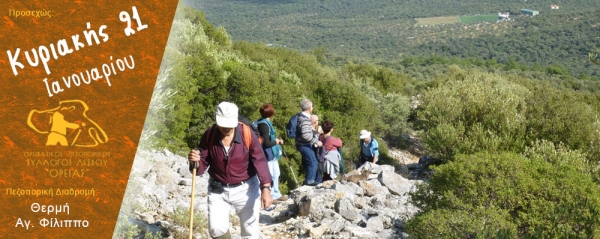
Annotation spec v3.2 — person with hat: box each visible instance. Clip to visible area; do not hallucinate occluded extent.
[188,101,273,239]
[358,129,379,167]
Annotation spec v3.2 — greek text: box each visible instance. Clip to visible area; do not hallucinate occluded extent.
[43,54,135,97]
[40,218,89,228]
[8,9,52,18]
[31,202,70,215]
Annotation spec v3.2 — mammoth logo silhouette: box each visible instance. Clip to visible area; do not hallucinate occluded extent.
[27,100,108,147]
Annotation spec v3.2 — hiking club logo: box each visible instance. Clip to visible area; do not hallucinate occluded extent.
[27,100,108,147]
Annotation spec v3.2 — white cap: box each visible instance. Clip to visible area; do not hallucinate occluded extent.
[215,102,238,128]
[359,129,371,139]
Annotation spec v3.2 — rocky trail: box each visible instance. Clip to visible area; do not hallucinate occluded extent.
[116,146,431,239]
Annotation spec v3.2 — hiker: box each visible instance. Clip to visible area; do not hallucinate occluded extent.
[46,109,83,146]
[294,99,322,186]
[188,101,273,239]
[358,129,379,167]
[27,100,108,147]
[255,103,288,203]
[319,120,343,181]
[310,114,324,183]
[311,114,323,134]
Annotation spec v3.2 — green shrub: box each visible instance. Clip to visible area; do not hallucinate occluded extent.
[113,214,141,239]
[524,82,600,161]
[168,207,208,238]
[379,93,412,142]
[524,139,589,174]
[418,67,530,163]
[407,151,600,238]
[406,208,517,239]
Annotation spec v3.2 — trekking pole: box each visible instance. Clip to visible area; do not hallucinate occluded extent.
[282,149,299,186]
[71,128,82,146]
[70,122,86,146]
[339,147,346,177]
[188,149,201,239]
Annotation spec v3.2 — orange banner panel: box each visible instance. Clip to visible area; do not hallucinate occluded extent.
[0,0,179,238]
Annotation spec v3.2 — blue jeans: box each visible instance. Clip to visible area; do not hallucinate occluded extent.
[267,160,282,199]
[297,144,322,185]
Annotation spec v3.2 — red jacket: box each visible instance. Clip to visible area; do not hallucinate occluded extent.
[320,134,343,151]
[191,124,272,186]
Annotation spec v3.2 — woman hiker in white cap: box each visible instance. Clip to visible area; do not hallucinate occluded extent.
[188,101,273,239]
[358,129,379,167]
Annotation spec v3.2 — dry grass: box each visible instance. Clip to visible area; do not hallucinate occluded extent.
[416,16,459,26]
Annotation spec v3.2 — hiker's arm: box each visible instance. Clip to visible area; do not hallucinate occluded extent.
[300,118,319,145]
[261,186,273,209]
[65,120,81,129]
[371,139,379,163]
[188,131,210,175]
[188,150,209,176]
[257,123,276,147]
[248,127,273,186]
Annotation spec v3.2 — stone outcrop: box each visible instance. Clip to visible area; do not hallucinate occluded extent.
[116,150,423,239]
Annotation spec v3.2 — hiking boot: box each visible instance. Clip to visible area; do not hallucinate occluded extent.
[273,195,288,204]
[277,195,289,201]
[303,182,320,187]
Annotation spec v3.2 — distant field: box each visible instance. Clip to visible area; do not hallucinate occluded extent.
[416,14,498,25]
[416,16,459,26]
[459,14,499,23]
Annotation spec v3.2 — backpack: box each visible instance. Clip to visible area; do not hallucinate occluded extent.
[285,113,300,139]
[316,136,332,163]
[253,118,282,161]
[203,115,259,150]
[238,115,261,142]
[252,118,271,145]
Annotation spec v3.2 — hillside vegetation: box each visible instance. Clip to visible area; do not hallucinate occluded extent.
[142,7,413,193]
[142,6,600,237]
[183,0,600,79]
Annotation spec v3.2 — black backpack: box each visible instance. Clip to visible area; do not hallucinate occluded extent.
[316,136,332,163]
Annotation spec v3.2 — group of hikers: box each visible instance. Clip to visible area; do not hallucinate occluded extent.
[187,99,379,239]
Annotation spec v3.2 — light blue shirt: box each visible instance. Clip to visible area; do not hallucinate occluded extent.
[360,137,379,160]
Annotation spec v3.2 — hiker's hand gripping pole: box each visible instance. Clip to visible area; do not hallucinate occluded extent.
[188,148,201,239]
